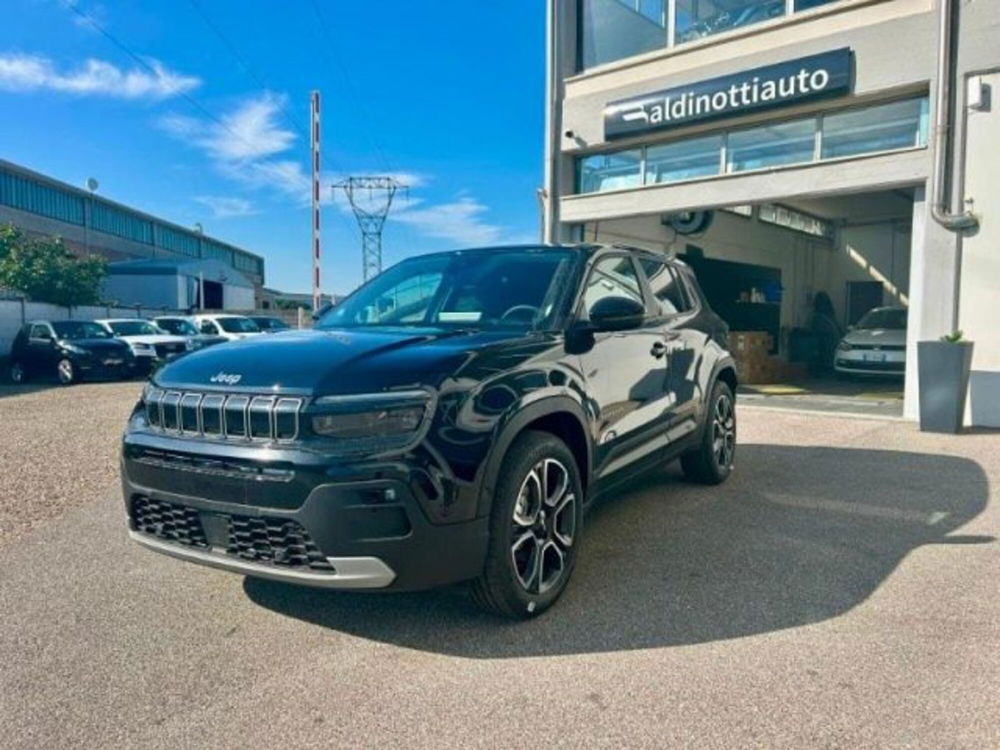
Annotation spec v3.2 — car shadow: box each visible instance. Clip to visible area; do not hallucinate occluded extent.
[244,444,991,658]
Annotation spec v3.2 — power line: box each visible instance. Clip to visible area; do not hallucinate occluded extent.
[61,0,273,164]
[182,0,359,242]
[307,0,395,174]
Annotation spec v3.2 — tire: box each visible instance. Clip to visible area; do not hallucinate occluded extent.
[56,358,77,385]
[9,361,27,384]
[681,380,736,485]
[471,431,584,619]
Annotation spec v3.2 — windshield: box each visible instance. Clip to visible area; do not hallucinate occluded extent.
[156,318,198,336]
[253,317,288,330]
[857,308,907,330]
[108,320,162,337]
[217,317,261,333]
[317,248,578,331]
[51,321,111,340]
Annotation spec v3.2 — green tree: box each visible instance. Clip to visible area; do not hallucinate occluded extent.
[0,223,106,307]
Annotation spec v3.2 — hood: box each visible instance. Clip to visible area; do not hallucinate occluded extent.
[154,327,533,394]
[119,334,189,345]
[842,328,907,347]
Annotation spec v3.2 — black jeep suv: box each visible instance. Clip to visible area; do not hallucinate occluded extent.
[122,245,737,618]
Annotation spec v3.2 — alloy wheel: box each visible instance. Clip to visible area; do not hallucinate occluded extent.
[712,392,736,469]
[57,359,74,385]
[510,458,577,595]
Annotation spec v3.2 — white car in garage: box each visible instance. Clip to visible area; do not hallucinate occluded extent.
[834,306,907,377]
[191,314,264,341]
[95,318,193,373]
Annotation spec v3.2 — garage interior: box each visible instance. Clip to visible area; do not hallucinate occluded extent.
[578,188,916,416]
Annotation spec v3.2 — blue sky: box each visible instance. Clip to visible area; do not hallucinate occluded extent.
[0,0,545,294]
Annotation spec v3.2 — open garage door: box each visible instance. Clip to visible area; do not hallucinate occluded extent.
[575,188,916,417]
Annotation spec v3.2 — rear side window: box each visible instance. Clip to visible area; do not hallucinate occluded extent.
[639,258,690,316]
[200,321,219,335]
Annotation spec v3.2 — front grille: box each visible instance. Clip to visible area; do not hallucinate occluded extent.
[837,359,905,371]
[144,388,302,442]
[850,344,905,352]
[131,495,209,549]
[130,496,333,571]
[155,342,186,358]
[226,516,333,570]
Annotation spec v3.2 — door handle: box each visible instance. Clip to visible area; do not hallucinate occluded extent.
[650,341,667,359]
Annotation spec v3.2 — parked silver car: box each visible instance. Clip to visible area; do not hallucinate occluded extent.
[834,306,907,377]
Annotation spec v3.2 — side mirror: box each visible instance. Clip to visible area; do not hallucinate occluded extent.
[588,296,645,332]
[312,302,332,322]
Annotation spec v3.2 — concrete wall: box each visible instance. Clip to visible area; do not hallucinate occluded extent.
[957,70,1000,427]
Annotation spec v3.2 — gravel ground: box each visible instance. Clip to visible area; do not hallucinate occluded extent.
[0,385,998,748]
[0,381,142,549]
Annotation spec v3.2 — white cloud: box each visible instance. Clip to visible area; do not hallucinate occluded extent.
[160,92,294,161]
[194,195,256,219]
[0,53,200,99]
[393,196,504,246]
[163,95,512,245]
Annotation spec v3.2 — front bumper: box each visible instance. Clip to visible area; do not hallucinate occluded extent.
[121,431,489,591]
[835,349,905,375]
[129,530,397,588]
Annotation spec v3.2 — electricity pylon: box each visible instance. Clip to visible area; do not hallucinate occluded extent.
[334,176,407,282]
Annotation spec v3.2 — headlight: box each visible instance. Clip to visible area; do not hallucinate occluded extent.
[837,341,853,352]
[310,390,432,444]
[62,344,89,356]
[133,342,154,352]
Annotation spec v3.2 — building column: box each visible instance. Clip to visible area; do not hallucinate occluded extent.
[903,185,961,420]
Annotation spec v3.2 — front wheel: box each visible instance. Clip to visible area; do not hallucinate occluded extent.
[472,431,583,619]
[9,360,27,384]
[681,380,736,485]
[56,358,77,385]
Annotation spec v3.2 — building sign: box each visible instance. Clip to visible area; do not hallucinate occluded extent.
[604,48,853,140]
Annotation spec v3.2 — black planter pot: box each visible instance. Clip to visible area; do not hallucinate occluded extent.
[917,341,974,434]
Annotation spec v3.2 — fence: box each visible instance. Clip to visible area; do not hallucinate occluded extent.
[0,297,315,357]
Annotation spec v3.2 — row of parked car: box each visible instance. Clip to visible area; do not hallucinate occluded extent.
[6,313,290,385]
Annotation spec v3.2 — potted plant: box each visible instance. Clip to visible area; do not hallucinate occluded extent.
[917,331,974,434]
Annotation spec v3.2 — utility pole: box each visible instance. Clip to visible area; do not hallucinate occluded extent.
[310,91,322,312]
[334,177,407,282]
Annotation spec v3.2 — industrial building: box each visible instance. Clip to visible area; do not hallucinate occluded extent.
[543,0,1000,426]
[0,159,265,310]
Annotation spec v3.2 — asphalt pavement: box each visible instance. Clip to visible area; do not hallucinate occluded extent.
[1,382,997,748]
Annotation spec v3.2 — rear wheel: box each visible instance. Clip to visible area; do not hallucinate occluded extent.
[681,380,736,485]
[472,431,583,619]
[56,358,76,385]
[9,361,27,384]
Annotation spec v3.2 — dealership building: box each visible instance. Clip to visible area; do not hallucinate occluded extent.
[543,0,1000,426]
[0,159,265,310]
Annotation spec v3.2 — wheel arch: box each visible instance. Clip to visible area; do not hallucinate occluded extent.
[476,396,592,518]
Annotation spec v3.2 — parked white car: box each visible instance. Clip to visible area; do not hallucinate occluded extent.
[94,318,193,372]
[834,306,907,377]
[191,314,264,341]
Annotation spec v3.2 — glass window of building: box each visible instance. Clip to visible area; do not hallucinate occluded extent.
[795,0,838,10]
[727,118,815,173]
[675,0,785,45]
[580,0,667,69]
[645,135,722,185]
[577,151,643,194]
[821,98,929,160]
